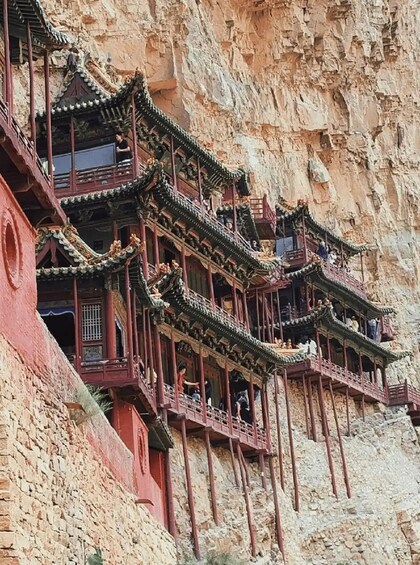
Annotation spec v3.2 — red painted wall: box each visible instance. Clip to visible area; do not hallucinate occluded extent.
[113,399,166,526]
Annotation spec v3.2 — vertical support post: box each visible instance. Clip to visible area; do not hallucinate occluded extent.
[243,292,250,331]
[317,375,338,498]
[73,278,81,373]
[232,182,238,240]
[327,335,331,363]
[207,265,215,307]
[198,346,207,423]
[236,443,256,558]
[146,313,155,389]
[373,361,378,385]
[283,369,299,511]
[104,279,116,359]
[328,382,351,498]
[125,263,134,378]
[277,290,283,341]
[302,210,308,263]
[306,376,318,442]
[170,330,179,409]
[130,90,138,178]
[256,291,261,341]
[360,251,365,283]
[153,225,159,267]
[229,439,240,487]
[248,376,257,443]
[170,135,178,192]
[142,307,148,380]
[224,362,233,434]
[273,371,285,491]
[44,50,53,187]
[361,394,365,422]
[163,449,177,538]
[197,157,203,213]
[181,245,188,288]
[113,221,118,241]
[3,0,12,111]
[131,289,139,361]
[153,325,165,407]
[346,387,351,436]
[181,419,200,560]
[270,292,275,342]
[305,283,310,313]
[138,216,149,279]
[232,281,238,320]
[70,115,76,191]
[26,22,36,152]
[343,340,348,370]
[204,430,219,525]
[302,373,311,439]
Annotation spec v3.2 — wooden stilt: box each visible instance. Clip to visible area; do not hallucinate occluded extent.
[229,438,240,487]
[198,347,207,423]
[170,330,179,411]
[346,387,351,436]
[317,376,338,498]
[72,279,81,373]
[361,394,365,422]
[273,372,285,491]
[256,291,261,340]
[204,430,219,525]
[259,453,267,491]
[146,313,155,390]
[44,50,53,186]
[302,373,311,439]
[239,447,250,488]
[329,382,351,498]
[125,263,134,379]
[162,411,177,539]
[181,419,200,559]
[306,376,318,442]
[283,370,299,511]
[153,326,165,407]
[237,443,256,558]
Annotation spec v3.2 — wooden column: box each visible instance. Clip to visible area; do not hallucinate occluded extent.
[327,335,331,363]
[44,50,53,186]
[146,313,155,390]
[346,387,351,436]
[170,135,178,191]
[361,394,365,422]
[306,376,318,442]
[317,375,338,498]
[302,211,308,263]
[197,157,203,212]
[329,382,351,498]
[26,22,36,152]
[207,265,215,307]
[343,340,348,370]
[243,292,250,331]
[153,225,160,267]
[170,330,179,410]
[104,280,116,359]
[237,443,256,557]
[142,307,148,380]
[204,430,219,525]
[273,371,285,490]
[373,361,378,385]
[360,251,365,282]
[283,369,299,511]
[181,245,188,288]
[224,362,233,434]
[3,0,12,110]
[302,373,311,439]
[181,419,200,559]
[139,217,148,279]
[256,291,261,340]
[270,292,275,342]
[73,278,81,373]
[153,326,165,407]
[232,182,238,240]
[198,346,207,423]
[125,263,134,378]
[163,449,177,538]
[277,290,284,341]
[113,221,118,241]
[232,281,239,321]
[131,289,139,361]
[248,377,258,442]
[229,438,240,487]
[70,116,76,191]
[130,90,138,178]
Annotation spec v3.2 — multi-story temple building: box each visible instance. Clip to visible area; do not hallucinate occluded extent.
[0,0,417,560]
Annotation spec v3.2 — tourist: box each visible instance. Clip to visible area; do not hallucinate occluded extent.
[176,361,198,393]
[115,132,132,163]
[317,240,328,260]
[235,391,252,424]
[191,387,201,402]
[205,378,212,406]
[309,337,318,356]
[367,318,379,340]
[351,316,359,332]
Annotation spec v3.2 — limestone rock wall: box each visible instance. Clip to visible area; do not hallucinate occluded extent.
[37,0,419,378]
[0,333,176,565]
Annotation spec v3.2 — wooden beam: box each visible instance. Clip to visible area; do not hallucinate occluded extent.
[237,443,256,557]
[283,369,299,511]
[273,371,285,491]
[181,419,200,559]
[329,381,351,498]
[317,375,338,498]
[204,430,219,525]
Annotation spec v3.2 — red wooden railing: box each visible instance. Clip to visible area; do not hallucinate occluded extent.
[54,161,142,195]
[187,287,247,331]
[249,196,276,224]
[287,357,388,403]
[162,383,267,450]
[388,381,420,407]
[322,261,366,297]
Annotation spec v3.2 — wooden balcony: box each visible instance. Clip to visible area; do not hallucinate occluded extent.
[0,98,65,224]
[54,161,141,196]
[388,381,420,425]
[286,356,388,404]
[322,261,366,298]
[187,288,248,332]
[283,248,306,268]
[162,383,268,456]
[79,357,156,415]
[249,196,276,239]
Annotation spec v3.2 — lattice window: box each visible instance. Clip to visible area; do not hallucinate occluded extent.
[82,303,102,341]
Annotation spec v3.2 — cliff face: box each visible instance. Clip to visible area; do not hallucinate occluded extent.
[41,0,419,378]
[7,0,420,563]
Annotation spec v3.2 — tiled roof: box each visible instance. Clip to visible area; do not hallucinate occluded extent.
[283,305,408,364]
[157,268,305,368]
[54,66,109,108]
[37,72,248,191]
[276,202,366,256]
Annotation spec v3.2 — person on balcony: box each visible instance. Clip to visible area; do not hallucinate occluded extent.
[115,132,132,164]
[204,378,212,406]
[234,391,252,424]
[317,240,329,261]
[351,316,360,332]
[191,387,201,402]
[368,318,379,340]
[176,361,198,394]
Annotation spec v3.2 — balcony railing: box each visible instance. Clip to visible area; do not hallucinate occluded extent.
[388,381,420,407]
[54,161,142,196]
[322,261,366,297]
[287,356,388,404]
[163,383,267,451]
[249,196,276,239]
[187,287,247,331]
